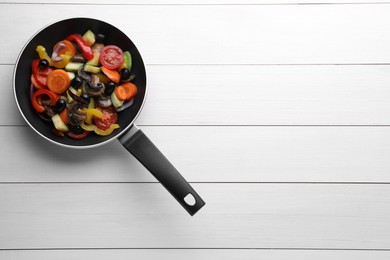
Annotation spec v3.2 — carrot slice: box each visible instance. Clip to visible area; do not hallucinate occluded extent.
[121,82,137,100]
[114,86,127,101]
[47,69,70,94]
[101,66,120,83]
[59,108,69,125]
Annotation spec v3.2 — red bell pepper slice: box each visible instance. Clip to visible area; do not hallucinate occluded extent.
[67,130,89,139]
[31,89,60,113]
[31,59,53,87]
[31,74,43,89]
[66,34,94,60]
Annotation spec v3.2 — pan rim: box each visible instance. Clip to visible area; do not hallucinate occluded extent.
[13,17,148,149]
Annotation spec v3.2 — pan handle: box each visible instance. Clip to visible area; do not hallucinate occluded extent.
[118,124,206,216]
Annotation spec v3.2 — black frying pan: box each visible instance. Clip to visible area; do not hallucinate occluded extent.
[13,17,205,216]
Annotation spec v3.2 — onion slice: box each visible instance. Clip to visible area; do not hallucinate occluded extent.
[116,98,134,112]
[96,96,112,108]
[51,42,66,62]
[30,83,34,99]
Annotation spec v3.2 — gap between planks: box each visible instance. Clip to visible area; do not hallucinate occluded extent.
[3,247,390,251]
[2,2,390,6]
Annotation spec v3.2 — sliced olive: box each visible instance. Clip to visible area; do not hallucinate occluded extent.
[54,99,67,113]
[68,124,84,135]
[71,76,83,88]
[81,93,91,104]
[39,59,49,69]
[105,82,116,95]
[120,68,131,81]
[96,33,105,43]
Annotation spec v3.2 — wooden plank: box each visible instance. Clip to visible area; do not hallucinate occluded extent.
[2,4,390,64]
[2,249,390,260]
[7,65,390,126]
[1,125,390,183]
[1,183,390,248]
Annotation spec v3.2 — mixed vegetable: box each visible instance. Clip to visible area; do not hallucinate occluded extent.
[30,29,137,139]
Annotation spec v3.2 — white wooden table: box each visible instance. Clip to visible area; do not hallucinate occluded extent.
[1,0,390,259]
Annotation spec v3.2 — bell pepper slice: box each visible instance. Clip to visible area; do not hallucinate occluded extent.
[80,121,120,136]
[31,74,43,89]
[36,45,54,66]
[82,108,103,125]
[94,123,119,136]
[52,54,72,69]
[80,121,96,131]
[66,34,94,60]
[67,130,89,140]
[31,59,53,87]
[31,89,60,113]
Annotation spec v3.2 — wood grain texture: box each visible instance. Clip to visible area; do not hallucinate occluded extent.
[7,65,390,126]
[2,249,390,260]
[1,126,390,183]
[2,0,390,258]
[1,4,390,65]
[1,183,390,249]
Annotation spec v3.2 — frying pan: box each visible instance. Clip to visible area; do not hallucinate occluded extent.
[13,17,205,216]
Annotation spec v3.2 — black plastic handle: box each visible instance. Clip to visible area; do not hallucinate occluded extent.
[118,125,205,216]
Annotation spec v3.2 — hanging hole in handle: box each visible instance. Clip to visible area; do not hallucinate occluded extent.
[184,193,196,206]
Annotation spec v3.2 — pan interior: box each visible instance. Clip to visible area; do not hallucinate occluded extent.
[14,18,146,147]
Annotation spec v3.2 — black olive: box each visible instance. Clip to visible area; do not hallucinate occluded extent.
[71,76,83,88]
[96,34,105,43]
[68,124,84,135]
[120,68,131,81]
[81,93,91,104]
[105,82,116,95]
[39,59,49,69]
[54,99,67,113]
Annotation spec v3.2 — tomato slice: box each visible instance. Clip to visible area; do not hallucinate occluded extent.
[99,45,124,70]
[93,106,118,130]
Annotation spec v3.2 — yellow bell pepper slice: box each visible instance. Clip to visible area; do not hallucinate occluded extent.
[82,108,103,125]
[36,45,53,66]
[80,121,96,131]
[53,54,72,69]
[80,121,120,136]
[94,124,120,136]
